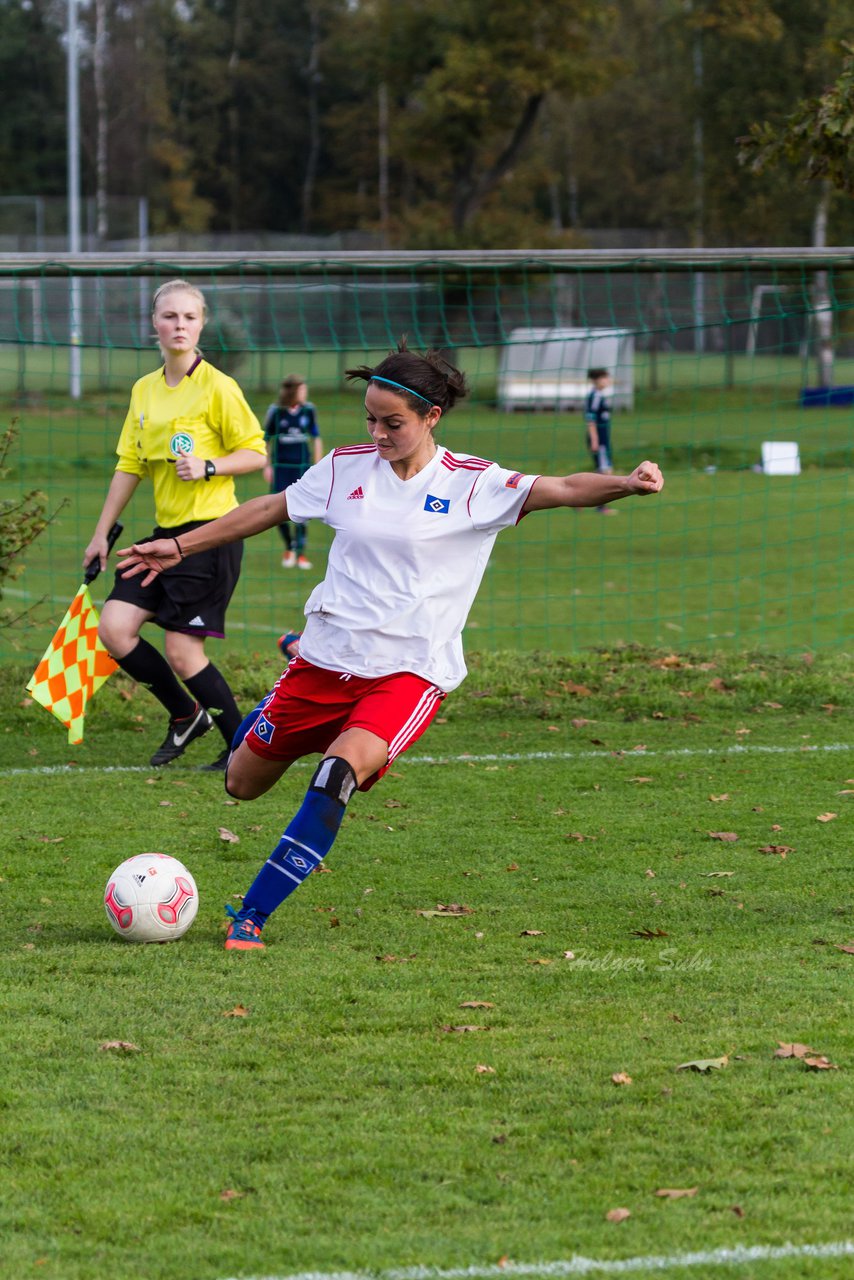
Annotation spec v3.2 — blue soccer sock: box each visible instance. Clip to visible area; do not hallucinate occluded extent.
[239,757,357,928]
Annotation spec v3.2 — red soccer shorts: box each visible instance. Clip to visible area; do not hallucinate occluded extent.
[244,657,445,790]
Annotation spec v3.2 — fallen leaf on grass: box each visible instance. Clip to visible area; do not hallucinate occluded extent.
[709,832,739,842]
[442,1024,487,1033]
[611,1072,632,1086]
[774,1042,814,1059]
[98,1040,140,1053]
[702,871,734,878]
[563,951,576,960]
[218,827,240,844]
[376,954,416,963]
[219,1188,246,1201]
[561,681,593,696]
[630,776,653,784]
[816,813,838,823]
[758,844,793,857]
[804,1055,839,1071]
[506,863,520,871]
[709,794,729,803]
[416,903,474,917]
[650,653,684,668]
[475,1064,496,1074]
[655,1187,699,1199]
[460,1001,494,1009]
[676,1055,728,1073]
[35,836,64,844]
[606,1208,631,1223]
[571,717,593,728]
[632,927,668,939]
[158,800,174,807]
[222,1005,249,1018]
[564,832,595,842]
[834,943,854,955]
[520,929,544,937]
[527,957,553,965]
[731,1205,745,1218]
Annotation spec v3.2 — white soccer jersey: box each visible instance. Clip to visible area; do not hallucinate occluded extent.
[285,444,540,691]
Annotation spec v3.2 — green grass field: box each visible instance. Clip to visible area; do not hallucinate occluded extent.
[1,349,852,663]
[2,648,853,1280]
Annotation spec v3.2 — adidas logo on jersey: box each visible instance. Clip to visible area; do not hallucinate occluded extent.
[347,486,364,500]
[188,615,205,626]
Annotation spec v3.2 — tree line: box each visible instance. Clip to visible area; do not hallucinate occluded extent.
[1,0,852,248]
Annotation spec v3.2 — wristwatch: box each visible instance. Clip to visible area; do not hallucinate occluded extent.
[204,459,217,481]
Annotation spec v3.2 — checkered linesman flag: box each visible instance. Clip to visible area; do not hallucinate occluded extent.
[25,523,122,744]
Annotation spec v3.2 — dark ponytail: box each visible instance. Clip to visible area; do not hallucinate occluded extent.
[345,337,469,416]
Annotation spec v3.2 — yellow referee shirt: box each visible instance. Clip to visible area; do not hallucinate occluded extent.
[115,360,266,527]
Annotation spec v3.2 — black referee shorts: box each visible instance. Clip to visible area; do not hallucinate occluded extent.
[107,520,243,639]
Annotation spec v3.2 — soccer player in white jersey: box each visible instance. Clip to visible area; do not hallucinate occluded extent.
[117,341,664,950]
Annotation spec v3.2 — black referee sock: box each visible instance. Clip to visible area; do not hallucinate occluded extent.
[184,663,242,745]
[118,638,196,720]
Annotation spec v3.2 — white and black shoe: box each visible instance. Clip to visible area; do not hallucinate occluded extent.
[150,703,214,767]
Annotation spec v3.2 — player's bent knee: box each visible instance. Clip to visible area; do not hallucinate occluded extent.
[225,745,291,801]
[310,756,357,806]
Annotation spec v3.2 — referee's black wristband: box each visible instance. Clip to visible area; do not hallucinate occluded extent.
[173,537,185,560]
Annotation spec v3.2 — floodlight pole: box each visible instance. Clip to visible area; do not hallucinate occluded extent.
[67,0,82,399]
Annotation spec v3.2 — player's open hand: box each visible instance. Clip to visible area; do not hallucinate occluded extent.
[626,460,664,496]
[116,539,181,587]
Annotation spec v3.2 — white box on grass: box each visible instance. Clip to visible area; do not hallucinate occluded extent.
[761,442,801,475]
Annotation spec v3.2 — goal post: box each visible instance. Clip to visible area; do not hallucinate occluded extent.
[0,248,851,663]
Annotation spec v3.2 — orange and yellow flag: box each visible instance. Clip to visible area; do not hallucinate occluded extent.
[26,585,118,744]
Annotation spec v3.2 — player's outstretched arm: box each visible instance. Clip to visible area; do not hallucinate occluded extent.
[116,491,288,586]
[521,461,663,514]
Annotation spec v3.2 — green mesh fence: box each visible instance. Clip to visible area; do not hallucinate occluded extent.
[0,250,851,666]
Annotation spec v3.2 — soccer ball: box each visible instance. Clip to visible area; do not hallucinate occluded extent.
[104,853,199,943]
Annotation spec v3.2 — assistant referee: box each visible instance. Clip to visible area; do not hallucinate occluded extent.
[84,279,266,769]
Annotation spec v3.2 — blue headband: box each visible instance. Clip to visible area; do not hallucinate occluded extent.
[370,375,436,407]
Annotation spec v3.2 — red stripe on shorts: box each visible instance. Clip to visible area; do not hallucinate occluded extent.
[387,685,444,762]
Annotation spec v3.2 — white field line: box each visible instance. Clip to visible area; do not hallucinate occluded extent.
[0,740,851,779]
[217,1239,854,1280]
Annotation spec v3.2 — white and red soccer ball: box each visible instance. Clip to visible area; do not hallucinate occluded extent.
[104,853,198,942]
